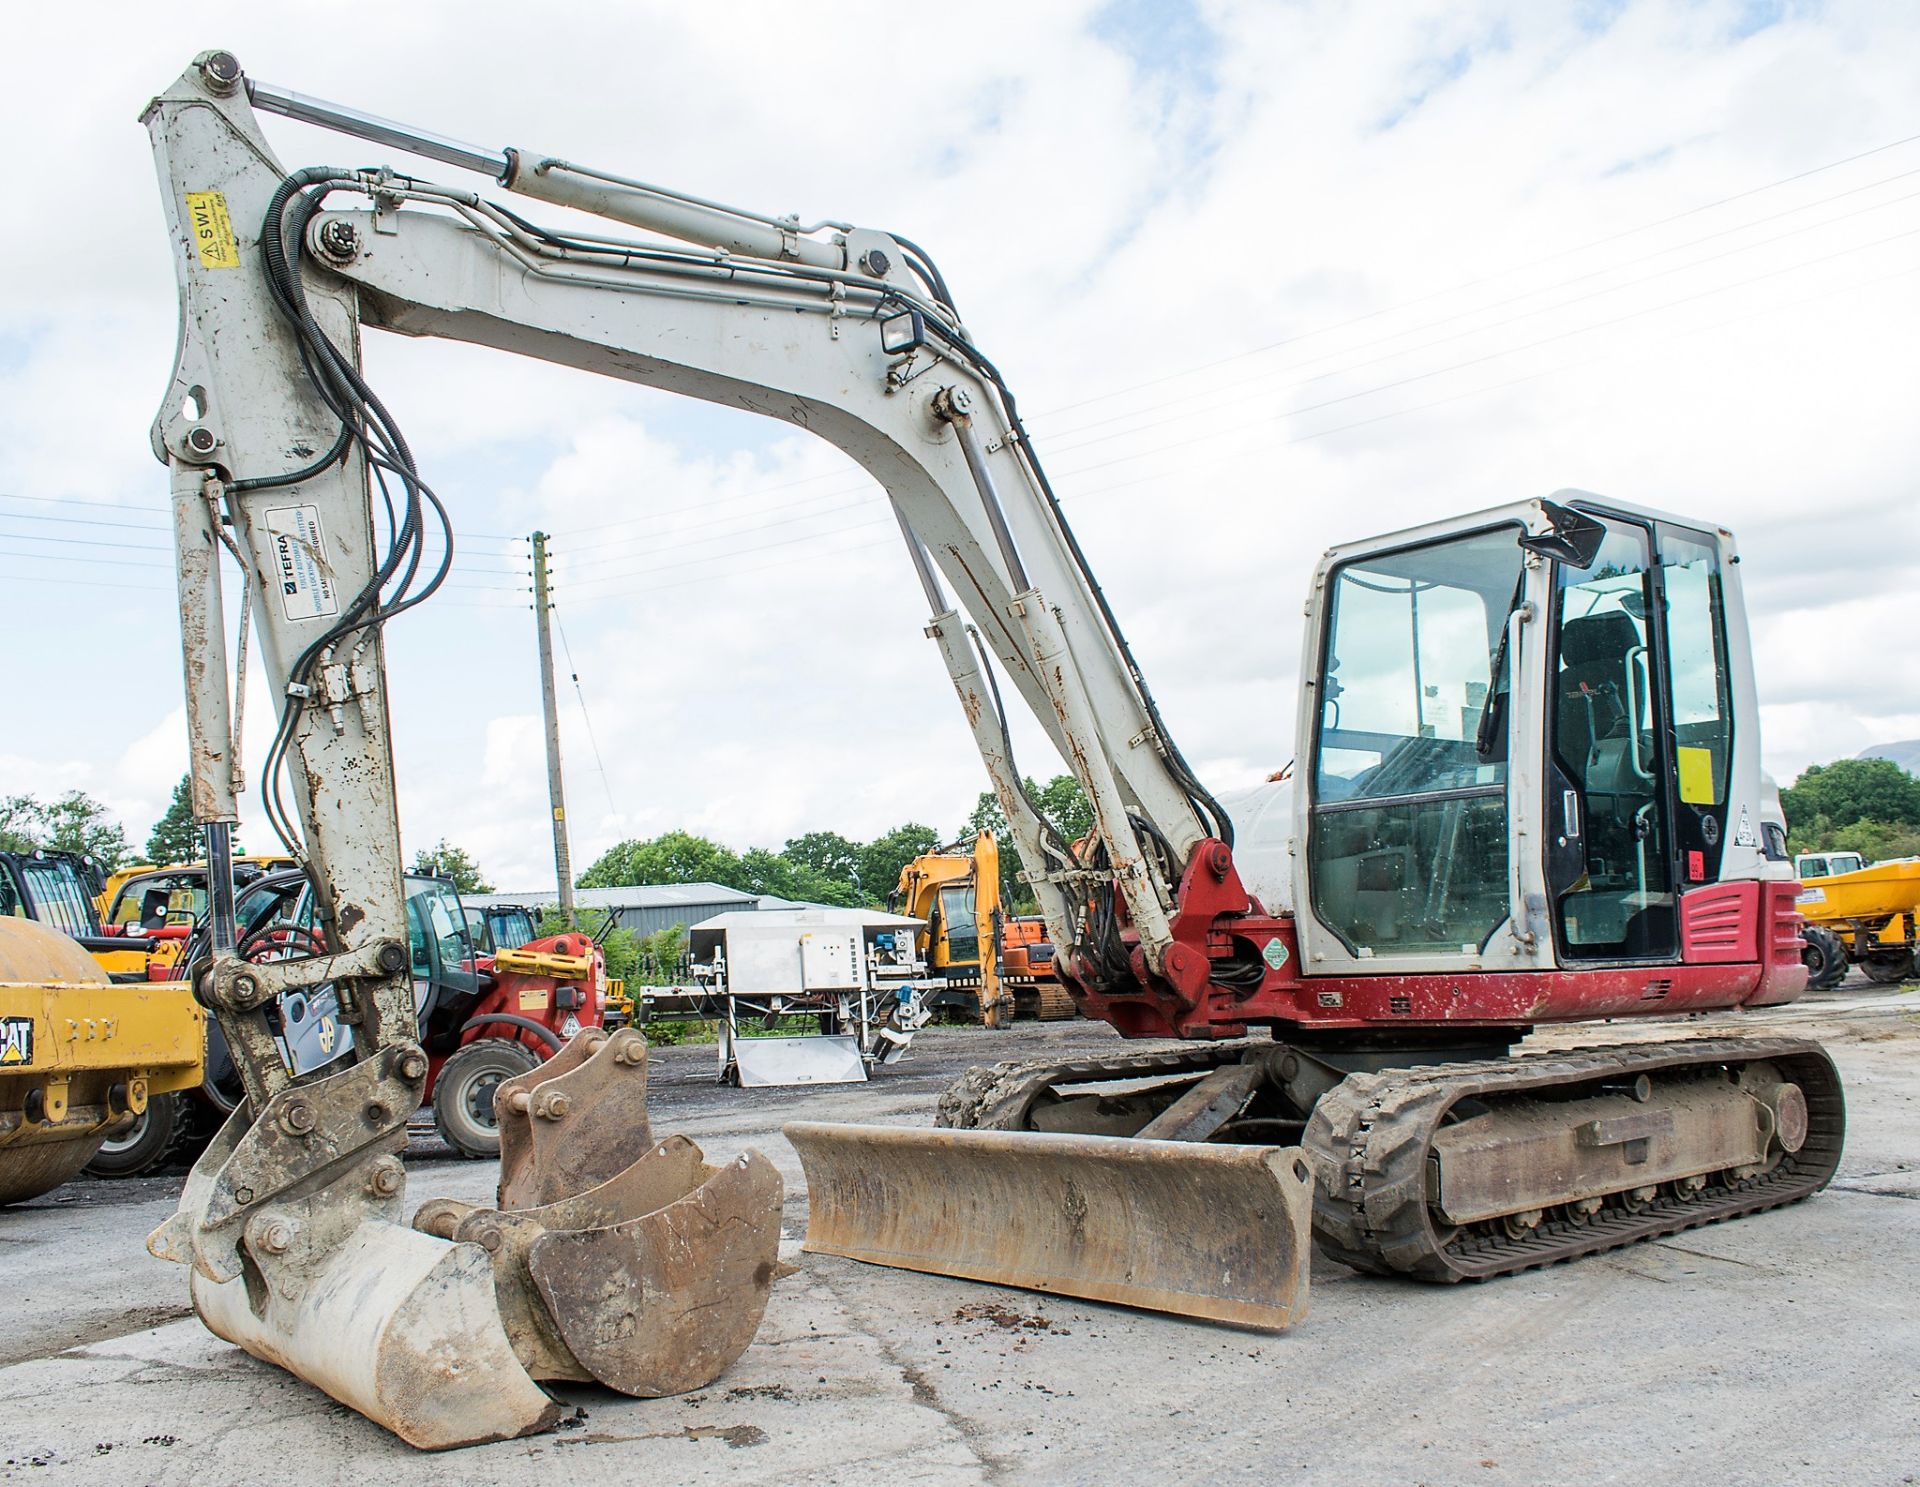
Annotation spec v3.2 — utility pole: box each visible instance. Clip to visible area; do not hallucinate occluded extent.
[531,531,576,926]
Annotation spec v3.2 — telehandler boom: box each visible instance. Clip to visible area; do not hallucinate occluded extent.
[138,50,1839,1448]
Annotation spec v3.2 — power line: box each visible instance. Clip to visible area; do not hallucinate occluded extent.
[480,135,1920,551]
[554,612,619,817]
[1055,257,1920,506]
[0,568,173,595]
[550,221,1918,594]
[1033,125,1920,422]
[0,518,532,588]
[1032,168,1920,449]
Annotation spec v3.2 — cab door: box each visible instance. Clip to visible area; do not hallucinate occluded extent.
[1292,502,1558,976]
[1543,509,1739,963]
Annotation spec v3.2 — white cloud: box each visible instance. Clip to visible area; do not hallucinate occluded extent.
[4,0,1917,888]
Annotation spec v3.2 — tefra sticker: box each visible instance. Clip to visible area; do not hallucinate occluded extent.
[264,505,341,622]
[0,1016,33,1067]
[185,191,241,269]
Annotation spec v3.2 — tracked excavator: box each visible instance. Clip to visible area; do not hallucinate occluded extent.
[137,51,1838,1449]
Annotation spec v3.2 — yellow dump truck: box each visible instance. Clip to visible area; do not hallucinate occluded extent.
[0,917,205,1204]
[1794,854,1920,988]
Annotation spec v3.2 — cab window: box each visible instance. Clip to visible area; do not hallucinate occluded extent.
[110,873,208,930]
[21,860,96,936]
[1309,525,1525,955]
[939,884,979,964]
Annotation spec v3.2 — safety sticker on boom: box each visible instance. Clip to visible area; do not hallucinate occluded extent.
[184,191,241,269]
[0,1016,33,1067]
[264,505,341,622]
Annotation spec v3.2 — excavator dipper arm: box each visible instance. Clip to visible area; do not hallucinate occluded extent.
[140,47,1294,1442]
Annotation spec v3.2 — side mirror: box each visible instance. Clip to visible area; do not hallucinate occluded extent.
[1519,500,1608,569]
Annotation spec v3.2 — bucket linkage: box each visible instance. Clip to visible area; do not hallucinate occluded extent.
[149,1027,786,1450]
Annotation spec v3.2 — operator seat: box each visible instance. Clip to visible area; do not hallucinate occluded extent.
[1555,611,1639,770]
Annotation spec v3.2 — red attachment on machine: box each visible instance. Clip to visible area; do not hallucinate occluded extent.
[423,929,609,1160]
[1079,842,1811,1041]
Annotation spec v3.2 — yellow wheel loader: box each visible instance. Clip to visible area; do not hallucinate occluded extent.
[0,916,204,1205]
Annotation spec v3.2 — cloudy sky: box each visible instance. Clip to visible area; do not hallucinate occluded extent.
[3,0,1916,890]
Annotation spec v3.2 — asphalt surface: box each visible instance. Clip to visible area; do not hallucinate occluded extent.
[2,989,1916,1485]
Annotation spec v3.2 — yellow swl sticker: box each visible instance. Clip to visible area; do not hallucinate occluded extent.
[185,191,241,269]
[1677,745,1715,805]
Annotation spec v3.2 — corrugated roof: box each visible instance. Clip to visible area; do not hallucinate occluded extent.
[692,906,924,930]
[463,882,759,911]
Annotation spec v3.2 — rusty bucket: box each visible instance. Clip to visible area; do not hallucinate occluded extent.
[151,1029,787,1450]
[786,1121,1313,1330]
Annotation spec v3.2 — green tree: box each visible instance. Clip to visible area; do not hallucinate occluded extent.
[633,924,689,985]
[964,772,1092,908]
[0,790,130,868]
[1788,813,1920,863]
[857,823,940,907]
[146,775,201,864]
[1829,819,1920,862]
[0,796,38,854]
[579,829,866,906]
[411,839,494,893]
[580,830,743,890]
[738,847,862,907]
[781,830,863,899]
[1781,758,1920,834]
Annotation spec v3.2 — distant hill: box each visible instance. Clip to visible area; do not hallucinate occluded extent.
[1857,740,1920,774]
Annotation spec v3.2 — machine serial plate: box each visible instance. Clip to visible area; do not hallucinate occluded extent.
[263,505,341,622]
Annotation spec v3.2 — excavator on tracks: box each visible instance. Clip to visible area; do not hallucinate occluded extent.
[126,51,1838,1449]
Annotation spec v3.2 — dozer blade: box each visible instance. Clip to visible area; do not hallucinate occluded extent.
[151,1028,787,1451]
[787,1121,1314,1330]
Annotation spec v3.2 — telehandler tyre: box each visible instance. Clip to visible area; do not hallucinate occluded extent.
[1860,949,1915,985]
[1799,925,1848,993]
[433,1038,541,1159]
[82,1090,198,1178]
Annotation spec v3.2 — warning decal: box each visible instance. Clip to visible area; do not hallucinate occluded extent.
[0,1016,32,1067]
[185,191,241,269]
[263,505,341,622]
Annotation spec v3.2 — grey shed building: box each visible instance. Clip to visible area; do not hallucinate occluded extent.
[463,882,793,939]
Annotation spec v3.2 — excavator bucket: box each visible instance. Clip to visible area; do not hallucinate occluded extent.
[786,1121,1314,1330]
[150,1028,787,1450]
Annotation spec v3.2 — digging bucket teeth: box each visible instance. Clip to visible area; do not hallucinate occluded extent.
[150,1028,786,1450]
[786,1121,1314,1331]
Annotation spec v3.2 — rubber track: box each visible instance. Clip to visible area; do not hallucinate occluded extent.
[1301,1036,1846,1282]
[1019,982,1081,1022]
[936,1043,1251,1129]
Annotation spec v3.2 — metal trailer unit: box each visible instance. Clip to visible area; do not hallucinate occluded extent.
[689,908,934,1086]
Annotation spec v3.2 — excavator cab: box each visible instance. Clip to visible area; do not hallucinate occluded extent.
[1292,494,1790,998]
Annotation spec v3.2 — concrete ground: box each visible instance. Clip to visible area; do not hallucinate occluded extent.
[3,987,1916,1486]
